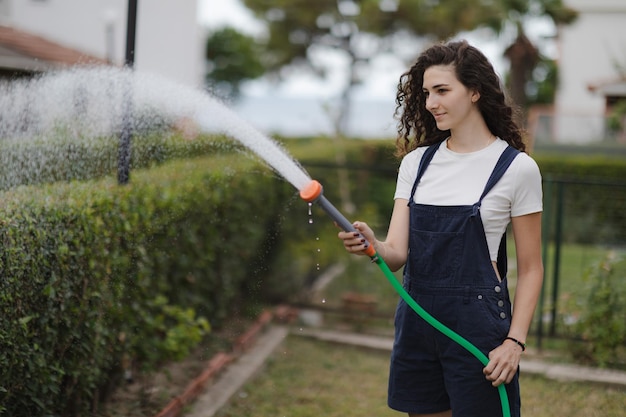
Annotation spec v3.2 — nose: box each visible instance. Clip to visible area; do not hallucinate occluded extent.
[426,94,438,111]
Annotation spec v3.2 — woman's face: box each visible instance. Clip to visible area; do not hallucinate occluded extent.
[422,64,479,131]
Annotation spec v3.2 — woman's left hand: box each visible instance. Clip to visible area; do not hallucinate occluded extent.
[482,340,523,386]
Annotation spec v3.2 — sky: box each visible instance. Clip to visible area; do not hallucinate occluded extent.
[199,0,262,34]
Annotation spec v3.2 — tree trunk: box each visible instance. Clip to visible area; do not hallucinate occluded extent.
[504,29,539,128]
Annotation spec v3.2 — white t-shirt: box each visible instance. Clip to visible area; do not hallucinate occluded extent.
[394,138,543,261]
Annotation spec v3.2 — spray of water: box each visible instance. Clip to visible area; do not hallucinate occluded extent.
[0,66,312,191]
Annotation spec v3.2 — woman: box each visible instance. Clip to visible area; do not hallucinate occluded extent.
[338,40,543,417]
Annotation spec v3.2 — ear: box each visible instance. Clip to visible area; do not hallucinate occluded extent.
[471,90,480,103]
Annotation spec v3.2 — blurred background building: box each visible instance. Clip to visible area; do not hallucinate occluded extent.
[0,0,202,87]
[549,0,626,143]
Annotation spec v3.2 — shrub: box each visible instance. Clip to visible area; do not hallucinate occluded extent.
[569,252,626,367]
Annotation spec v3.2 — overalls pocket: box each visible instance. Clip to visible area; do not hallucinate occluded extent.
[408,229,463,279]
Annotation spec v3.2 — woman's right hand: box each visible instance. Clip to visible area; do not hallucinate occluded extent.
[337,221,377,256]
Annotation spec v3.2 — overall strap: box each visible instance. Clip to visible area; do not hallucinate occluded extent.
[409,141,443,200]
[476,145,521,279]
[478,145,520,203]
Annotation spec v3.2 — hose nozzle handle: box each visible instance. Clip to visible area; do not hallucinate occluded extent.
[300,180,377,258]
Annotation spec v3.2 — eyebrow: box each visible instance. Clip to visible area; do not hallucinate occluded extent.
[423,83,450,90]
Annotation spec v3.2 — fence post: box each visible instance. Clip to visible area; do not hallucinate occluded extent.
[537,176,553,349]
[549,180,565,336]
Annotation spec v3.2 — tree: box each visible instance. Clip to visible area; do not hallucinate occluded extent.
[501,0,577,117]
[205,27,266,100]
[526,56,559,106]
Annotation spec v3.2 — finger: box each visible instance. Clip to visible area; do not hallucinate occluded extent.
[483,363,494,376]
[338,230,351,239]
[485,362,515,386]
[483,359,501,381]
[352,222,368,236]
[338,230,361,241]
[491,368,512,387]
[348,242,366,252]
[348,233,366,245]
[346,241,367,254]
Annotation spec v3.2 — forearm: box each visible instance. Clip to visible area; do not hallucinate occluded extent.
[509,266,543,342]
[373,199,410,272]
[373,239,407,272]
[509,212,544,343]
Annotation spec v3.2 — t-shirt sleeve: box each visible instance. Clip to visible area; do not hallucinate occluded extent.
[511,154,543,217]
[393,149,423,201]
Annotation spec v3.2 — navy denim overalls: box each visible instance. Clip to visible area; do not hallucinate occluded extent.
[388,143,521,417]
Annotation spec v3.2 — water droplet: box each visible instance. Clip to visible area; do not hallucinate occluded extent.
[322,298,326,303]
[308,218,313,224]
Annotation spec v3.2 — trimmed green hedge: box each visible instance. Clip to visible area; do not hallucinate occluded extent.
[0,132,237,190]
[0,154,297,416]
[533,153,626,180]
[531,154,626,244]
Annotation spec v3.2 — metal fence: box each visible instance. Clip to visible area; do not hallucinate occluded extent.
[536,176,626,348]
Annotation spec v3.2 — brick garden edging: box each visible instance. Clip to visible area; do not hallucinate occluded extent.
[153,306,297,417]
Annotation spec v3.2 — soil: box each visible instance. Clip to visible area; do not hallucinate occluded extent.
[95,315,256,417]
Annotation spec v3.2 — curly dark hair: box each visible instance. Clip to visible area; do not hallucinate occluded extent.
[394,40,525,158]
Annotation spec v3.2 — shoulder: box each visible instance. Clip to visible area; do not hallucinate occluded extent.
[508,151,543,215]
[395,144,438,193]
[511,151,542,180]
[492,139,541,179]
[398,144,431,171]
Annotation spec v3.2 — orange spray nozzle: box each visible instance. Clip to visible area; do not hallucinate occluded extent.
[299,179,323,202]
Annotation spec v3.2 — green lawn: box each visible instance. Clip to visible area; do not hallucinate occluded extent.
[214,336,625,417]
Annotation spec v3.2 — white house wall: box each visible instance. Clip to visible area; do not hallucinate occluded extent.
[555,0,626,143]
[5,0,202,88]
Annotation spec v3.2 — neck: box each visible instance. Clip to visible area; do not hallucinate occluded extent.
[447,119,494,153]
[447,134,495,152]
